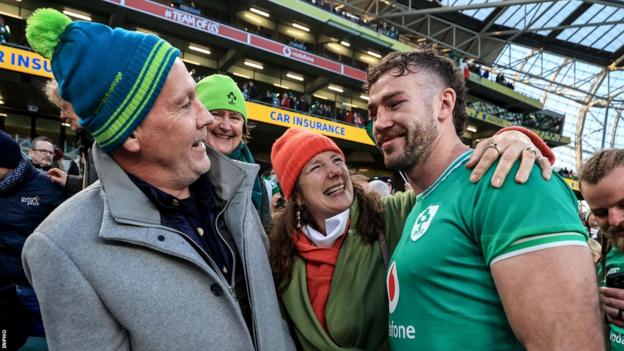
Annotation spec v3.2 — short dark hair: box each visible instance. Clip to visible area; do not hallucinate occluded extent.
[366,44,468,136]
[580,149,624,186]
[31,136,54,149]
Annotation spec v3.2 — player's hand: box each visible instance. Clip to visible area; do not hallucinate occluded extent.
[47,168,68,187]
[466,130,552,188]
[600,287,624,328]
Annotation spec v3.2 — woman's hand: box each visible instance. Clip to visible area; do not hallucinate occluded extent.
[466,130,552,188]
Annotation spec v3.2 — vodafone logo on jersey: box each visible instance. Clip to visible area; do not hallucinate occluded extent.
[387,261,400,314]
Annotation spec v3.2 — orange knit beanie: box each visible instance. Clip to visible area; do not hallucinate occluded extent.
[271,128,344,199]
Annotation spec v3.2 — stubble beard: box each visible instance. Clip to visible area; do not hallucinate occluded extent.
[384,118,438,172]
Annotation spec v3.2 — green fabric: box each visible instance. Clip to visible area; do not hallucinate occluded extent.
[281,191,415,351]
[196,74,248,122]
[94,41,177,151]
[597,248,624,350]
[25,8,71,59]
[227,142,270,228]
[388,150,587,351]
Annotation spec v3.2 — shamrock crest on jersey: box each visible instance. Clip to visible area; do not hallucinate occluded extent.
[410,204,439,241]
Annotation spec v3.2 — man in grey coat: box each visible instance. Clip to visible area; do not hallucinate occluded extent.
[21,8,293,351]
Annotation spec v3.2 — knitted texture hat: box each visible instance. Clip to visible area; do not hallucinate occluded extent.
[271,128,344,199]
[26,8,180,153]
[196,74,248,122]
[0,131,22,169]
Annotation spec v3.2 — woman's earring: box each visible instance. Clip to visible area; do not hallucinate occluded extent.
[296,206,302,228]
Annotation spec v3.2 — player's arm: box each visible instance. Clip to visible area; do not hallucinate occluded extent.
[491,246,604,350]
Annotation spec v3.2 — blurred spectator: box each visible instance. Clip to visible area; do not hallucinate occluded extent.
[263,91,273,104]
[344,110,354,124]
[354,112,365,127]
[299,95,309,112]
[460,58,470,79]
[0,16,10,43]
[43,79,98,195]
[0,131,65,342]
[242,82,250,99]
[580,149,624,351]
[310,100,320,115]
[248,81,258,100]
[28,136,55,172]
[290,92,300,111]
[272,92,280,106]
[172,0,201,15]
[368,179,391,197]
[305,0,400,40]
[280,92,291,109]
[496,73,515,89]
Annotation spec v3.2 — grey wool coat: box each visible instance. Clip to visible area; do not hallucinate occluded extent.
[22,145,295,351]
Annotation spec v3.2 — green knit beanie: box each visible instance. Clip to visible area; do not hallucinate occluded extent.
[196,74,247,122]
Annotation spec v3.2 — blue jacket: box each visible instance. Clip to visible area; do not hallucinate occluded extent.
[0,157,65,285]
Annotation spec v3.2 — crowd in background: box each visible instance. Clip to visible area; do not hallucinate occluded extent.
[241,80,368,127]
[305,0,399,39]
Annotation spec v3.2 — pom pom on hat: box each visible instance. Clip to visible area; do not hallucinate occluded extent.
[25,8,72,59]
[271,128,344,200]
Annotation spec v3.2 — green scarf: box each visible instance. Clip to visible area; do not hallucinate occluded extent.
[227,142,271,228]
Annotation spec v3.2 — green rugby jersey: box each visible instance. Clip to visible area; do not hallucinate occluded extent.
[387,150,588,351]
[598,248,624,351]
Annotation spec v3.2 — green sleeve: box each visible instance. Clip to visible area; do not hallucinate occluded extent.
[383,190,416,250]
[470,163,588,265]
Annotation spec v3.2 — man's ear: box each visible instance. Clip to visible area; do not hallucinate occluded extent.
[438,87,456,123]
[121,133,141,153]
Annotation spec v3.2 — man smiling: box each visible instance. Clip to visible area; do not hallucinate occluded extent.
[367,47,603,350]
[21,9,293,351]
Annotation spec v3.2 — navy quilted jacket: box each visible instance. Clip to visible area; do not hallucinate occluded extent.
[0,159,65,285]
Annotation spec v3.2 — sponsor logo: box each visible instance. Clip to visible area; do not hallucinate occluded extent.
[410,204,439,241]
[608,267,621,275]
[389,320,416,340]
[611,330,624,345]
[281,46,315,64]
[387,261,400,313]
[21,196,40,206]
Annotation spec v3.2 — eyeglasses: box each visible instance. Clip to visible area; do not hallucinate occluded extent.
[32,148,54,156]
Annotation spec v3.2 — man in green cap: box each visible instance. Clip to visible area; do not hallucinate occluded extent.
[196,74,272,230]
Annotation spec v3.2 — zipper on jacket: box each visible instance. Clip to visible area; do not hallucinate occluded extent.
[213,173,259,350]
[214,207,237,288]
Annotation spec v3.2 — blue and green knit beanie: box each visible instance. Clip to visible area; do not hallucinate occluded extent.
[26,8,180,153]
